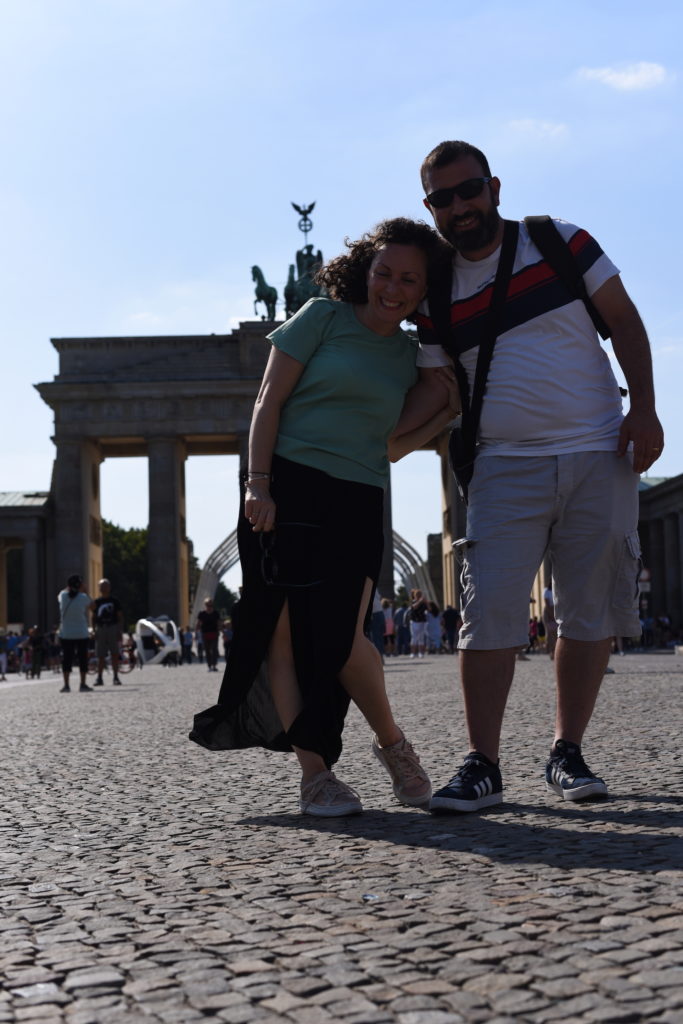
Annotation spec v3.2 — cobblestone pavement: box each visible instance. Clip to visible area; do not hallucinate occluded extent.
[1,652,682,1024]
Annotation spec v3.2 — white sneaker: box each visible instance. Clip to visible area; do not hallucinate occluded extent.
[373,734,432,807]
[299,771,362,817]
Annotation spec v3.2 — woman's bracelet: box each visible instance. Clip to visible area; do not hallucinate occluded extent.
[247,472,271,480]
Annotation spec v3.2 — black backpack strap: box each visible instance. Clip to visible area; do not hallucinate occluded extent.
[425,220,519,504]
[466,219,519,445]
[426,252,472,417]
[524,215,610,340]
[447,220,519,504]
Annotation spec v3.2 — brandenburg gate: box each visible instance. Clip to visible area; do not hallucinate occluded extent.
[35,322,273,625]
[35,321,432,626]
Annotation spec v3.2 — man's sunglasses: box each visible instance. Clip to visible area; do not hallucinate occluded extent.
[425,177,492,209]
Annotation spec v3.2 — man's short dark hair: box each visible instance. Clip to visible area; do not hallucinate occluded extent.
[420,140,492,192]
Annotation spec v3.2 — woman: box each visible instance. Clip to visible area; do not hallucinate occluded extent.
[409,588,429,658]
[381,598,395,656]
[57,574,93,693]
[426,601,442,654]
[190,217,459,817]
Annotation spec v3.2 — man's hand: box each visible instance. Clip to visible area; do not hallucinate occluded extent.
[617,407,664,474]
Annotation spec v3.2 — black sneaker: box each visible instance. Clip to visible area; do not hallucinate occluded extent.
[430,752,503,813]
[59,684,70,693]
[79,683,93,692]
[112,676,122,686]
[94,676,104,687]
[545,739,608,801]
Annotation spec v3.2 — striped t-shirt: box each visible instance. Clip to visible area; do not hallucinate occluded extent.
[416,219,624,456]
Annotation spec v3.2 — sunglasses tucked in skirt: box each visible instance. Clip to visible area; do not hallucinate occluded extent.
[189,454,384,769]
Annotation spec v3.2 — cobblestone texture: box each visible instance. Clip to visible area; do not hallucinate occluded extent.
[1,653,681,1022]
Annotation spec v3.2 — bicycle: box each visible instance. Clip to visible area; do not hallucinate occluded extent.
[87,644,135,676]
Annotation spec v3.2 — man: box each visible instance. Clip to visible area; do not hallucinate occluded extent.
[416,140,663,812]
[393,600,410,656]
[91,578,123,686]
[409,589,429,659]
[181,626,194,664]
[196,597,220,672]
[442,604,461,654]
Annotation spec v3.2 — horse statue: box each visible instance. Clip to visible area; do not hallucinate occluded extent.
[251,266,278,321]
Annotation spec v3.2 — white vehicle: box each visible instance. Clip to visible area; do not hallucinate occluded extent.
[133,616,182,667]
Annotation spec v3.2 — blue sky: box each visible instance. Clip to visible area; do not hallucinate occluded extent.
[2,0,682,591]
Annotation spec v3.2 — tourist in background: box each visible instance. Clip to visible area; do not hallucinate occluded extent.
[196,598,220,671]
[426,601,442,654]
[442,605,461,654]
[381,598,395,656]
[57,574,93,693]
[393,601,411,656]
[181,626,194,663]
[92,578,123,686]
[409,589,429,658]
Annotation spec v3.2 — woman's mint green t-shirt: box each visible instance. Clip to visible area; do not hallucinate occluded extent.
[268,298,418,488]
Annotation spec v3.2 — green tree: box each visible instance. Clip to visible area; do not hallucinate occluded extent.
[102,520,149,631]
[214,581,238,619]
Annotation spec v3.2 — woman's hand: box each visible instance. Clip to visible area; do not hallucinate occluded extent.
[244,481,276,532]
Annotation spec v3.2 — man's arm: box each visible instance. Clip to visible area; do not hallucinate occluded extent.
[388,367,460,462]
[591,275,664,474]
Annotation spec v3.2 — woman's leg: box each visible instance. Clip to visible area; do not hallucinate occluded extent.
[338,579,402,747]
[267,600,328,785]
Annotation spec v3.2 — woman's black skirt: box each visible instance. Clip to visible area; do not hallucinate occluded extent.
[189,455,384,768]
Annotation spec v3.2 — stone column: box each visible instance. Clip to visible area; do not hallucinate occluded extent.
[22,532,42,629]
[439,437,455,607]
[52,440,102,598]
[0,544,7,628]
[147,438,188,625]
[649,517,665,617]
[440,438,467,608]
[663,513,680,619]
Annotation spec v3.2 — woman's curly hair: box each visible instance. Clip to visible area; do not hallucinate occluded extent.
[315,217,451,318]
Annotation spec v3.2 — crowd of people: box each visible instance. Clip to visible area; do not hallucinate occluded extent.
[372,590,463,658]
[180,613,233,667]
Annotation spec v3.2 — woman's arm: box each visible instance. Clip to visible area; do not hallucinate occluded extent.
[245,346,306,532]
[388,367,460,463]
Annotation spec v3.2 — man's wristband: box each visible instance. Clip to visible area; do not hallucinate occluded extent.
[247,471,271,480]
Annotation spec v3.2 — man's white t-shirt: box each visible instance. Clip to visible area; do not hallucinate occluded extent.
[416,219,624,456]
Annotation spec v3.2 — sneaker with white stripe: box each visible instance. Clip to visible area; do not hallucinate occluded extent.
[429,752,503,813]
[545,739,608,801]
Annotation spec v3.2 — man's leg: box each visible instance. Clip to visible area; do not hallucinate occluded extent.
[545,452,640,801]
[546,634,612,800]
[431,456,555,815]
[554,636,612,745]
[460,647,517,763]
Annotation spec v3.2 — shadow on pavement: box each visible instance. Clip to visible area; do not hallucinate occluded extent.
[240,802,682,873]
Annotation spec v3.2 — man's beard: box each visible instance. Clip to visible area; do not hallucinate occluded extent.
[445,205,501,254]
